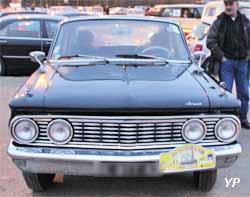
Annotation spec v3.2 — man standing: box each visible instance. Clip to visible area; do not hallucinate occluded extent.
[207,0,250,129]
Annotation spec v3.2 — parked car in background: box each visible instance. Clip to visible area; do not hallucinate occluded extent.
[48,6,77,16]
[76,6,104,16]
[109,7,128,15]
[187,19,212,55]
[187,2,250,75]
[127,8,145,16]
[202,1,250,21]
[54,11,85,18]
[8,16,242,193]
[240,4,250,19]
[134,5,150,11]
[0,14,63,76]
[201,1,224,21]
[149,4,204,34]
[1,5,25,13]
[189,1,250,56]
[25,7,48,13]
[0,11,47,17]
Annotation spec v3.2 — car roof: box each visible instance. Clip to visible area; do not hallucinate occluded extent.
[61,15,180,26]
[155,4,204,8]
[0,14,63,22]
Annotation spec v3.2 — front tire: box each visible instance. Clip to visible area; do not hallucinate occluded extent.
[22,172,55,192]
[193,169,217,192]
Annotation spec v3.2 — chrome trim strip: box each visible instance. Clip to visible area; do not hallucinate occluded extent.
[8,141,242,163]
[2,55,30,59]
[0,36,53,41]
[10,114,241,121]
[49,59,191,65]
[28,141,229,150]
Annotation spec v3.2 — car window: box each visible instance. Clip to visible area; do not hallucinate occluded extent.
[196,7,204,16]
[0,20,41,38]
[162,7,201,18]
[192,8,202,18]
[192,22,210,40]
[45,21,58,39]
[204,7,217,17]
[162,8,182,17]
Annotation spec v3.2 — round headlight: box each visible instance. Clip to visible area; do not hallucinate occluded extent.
[182,119,207,143]
[47,119,73,144]
[215,118,240,143]
[12,118,39,143]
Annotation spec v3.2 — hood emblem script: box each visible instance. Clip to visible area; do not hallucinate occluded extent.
[185,101,203,106]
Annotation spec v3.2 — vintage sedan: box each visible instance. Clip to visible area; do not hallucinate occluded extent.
[7,17,242,192]
[149,4,204,35]
[0,14,63,76]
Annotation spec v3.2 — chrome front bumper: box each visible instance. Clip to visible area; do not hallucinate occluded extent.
[8,142,242,177]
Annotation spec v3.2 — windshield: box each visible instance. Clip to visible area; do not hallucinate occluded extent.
[50,20,190,61]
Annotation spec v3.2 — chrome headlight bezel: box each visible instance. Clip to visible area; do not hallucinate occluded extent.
[11,118,39,144]
[182,119,207,143]
[215,118,240,143]
[47,119,73,145]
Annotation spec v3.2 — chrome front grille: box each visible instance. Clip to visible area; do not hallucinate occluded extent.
[13,115,235,150]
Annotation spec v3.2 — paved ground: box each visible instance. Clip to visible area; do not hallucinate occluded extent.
[0,77,249,197]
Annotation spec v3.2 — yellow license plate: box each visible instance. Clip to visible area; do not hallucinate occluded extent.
[160,144,216,173]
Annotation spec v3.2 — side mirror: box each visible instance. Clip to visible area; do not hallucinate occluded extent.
[30,51,46,73]
[192,51,207,71]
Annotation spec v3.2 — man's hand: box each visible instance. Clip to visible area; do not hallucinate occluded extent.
[222,56,227,63]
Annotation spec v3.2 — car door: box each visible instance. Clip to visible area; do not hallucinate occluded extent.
[42,20,60,56]
[0,19,42,75]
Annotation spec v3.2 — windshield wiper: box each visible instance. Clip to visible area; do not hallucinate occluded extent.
[57,54,109,64]
[116,53,169,65]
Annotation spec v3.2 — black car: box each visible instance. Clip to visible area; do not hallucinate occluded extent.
[0,14,63,76]
[7,17,242,192]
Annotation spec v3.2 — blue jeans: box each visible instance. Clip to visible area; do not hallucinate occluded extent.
[220,59,249,123]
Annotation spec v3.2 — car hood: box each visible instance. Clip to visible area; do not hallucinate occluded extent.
[42,64,210,110]
[10,63,240,111]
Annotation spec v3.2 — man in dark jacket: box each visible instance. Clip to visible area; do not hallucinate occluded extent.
[207,0,250,129]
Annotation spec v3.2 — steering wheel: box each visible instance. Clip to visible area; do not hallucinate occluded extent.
[140,46,172,59]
